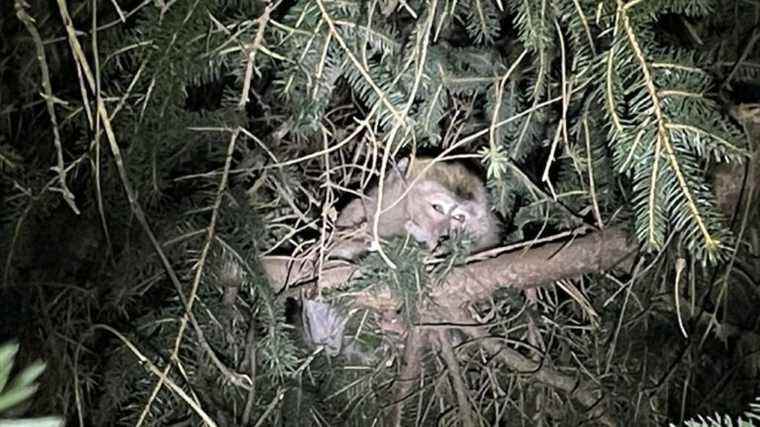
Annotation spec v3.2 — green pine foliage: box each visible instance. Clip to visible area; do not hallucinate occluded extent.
[672,397,760,426]
[353,236,428,323]
[2,0,759,424]
[0,342,63,426]
[459,0,501,45]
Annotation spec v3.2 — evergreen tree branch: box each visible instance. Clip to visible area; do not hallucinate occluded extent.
[136,129,250,423]
[315,0,404,124]
[618,2,672,250]
[604,39,626,140]
[583,114,604,227]
[2,155,88,286]
[53,3,254,419]
[86,324,218,426]
[15,0,79,215]
[238,4,273,110]
[665,123,745,157]
[615,0,737,261]
[721,26,760,90]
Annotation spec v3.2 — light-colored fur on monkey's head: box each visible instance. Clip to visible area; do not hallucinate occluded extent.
[397,156,499,251]
[400,157,487,203]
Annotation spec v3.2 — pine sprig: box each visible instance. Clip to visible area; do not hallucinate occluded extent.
[599,3,745,262]
[624,0,716,20]
[512,0,555,52]
[664,142,733,263]
[456,0,501,45]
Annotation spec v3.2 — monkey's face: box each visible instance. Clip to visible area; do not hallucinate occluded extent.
[404,181,486,249]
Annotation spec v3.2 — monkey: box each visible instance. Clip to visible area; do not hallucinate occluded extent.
[299,156,501,362]
[330,156,502,260]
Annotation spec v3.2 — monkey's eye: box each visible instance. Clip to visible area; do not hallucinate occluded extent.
[431,203,445,214]
[453,214,466,223]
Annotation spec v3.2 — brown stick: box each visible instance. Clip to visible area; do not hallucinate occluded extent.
[261,227,637,310]
[430,227,636,308]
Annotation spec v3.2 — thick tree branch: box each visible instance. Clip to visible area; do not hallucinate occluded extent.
[261,227,637,311]
[430,227,636,308]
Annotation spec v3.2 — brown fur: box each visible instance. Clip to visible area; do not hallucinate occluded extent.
[331,156,501,260]
[405,158,483,202]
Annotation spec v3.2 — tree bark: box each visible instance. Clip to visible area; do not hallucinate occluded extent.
[261,227,637,311]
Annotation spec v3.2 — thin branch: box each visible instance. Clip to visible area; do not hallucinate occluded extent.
[15,0,80,215]
[239,5,273,110]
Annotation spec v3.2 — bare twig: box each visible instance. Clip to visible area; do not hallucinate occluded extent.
[15,0,80,215]
[239,4,274,110]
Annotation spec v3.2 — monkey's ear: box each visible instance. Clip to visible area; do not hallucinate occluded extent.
[393,157,410,176]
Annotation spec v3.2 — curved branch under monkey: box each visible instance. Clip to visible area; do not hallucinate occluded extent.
[261,227,634,427]
[261,227,637,311]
